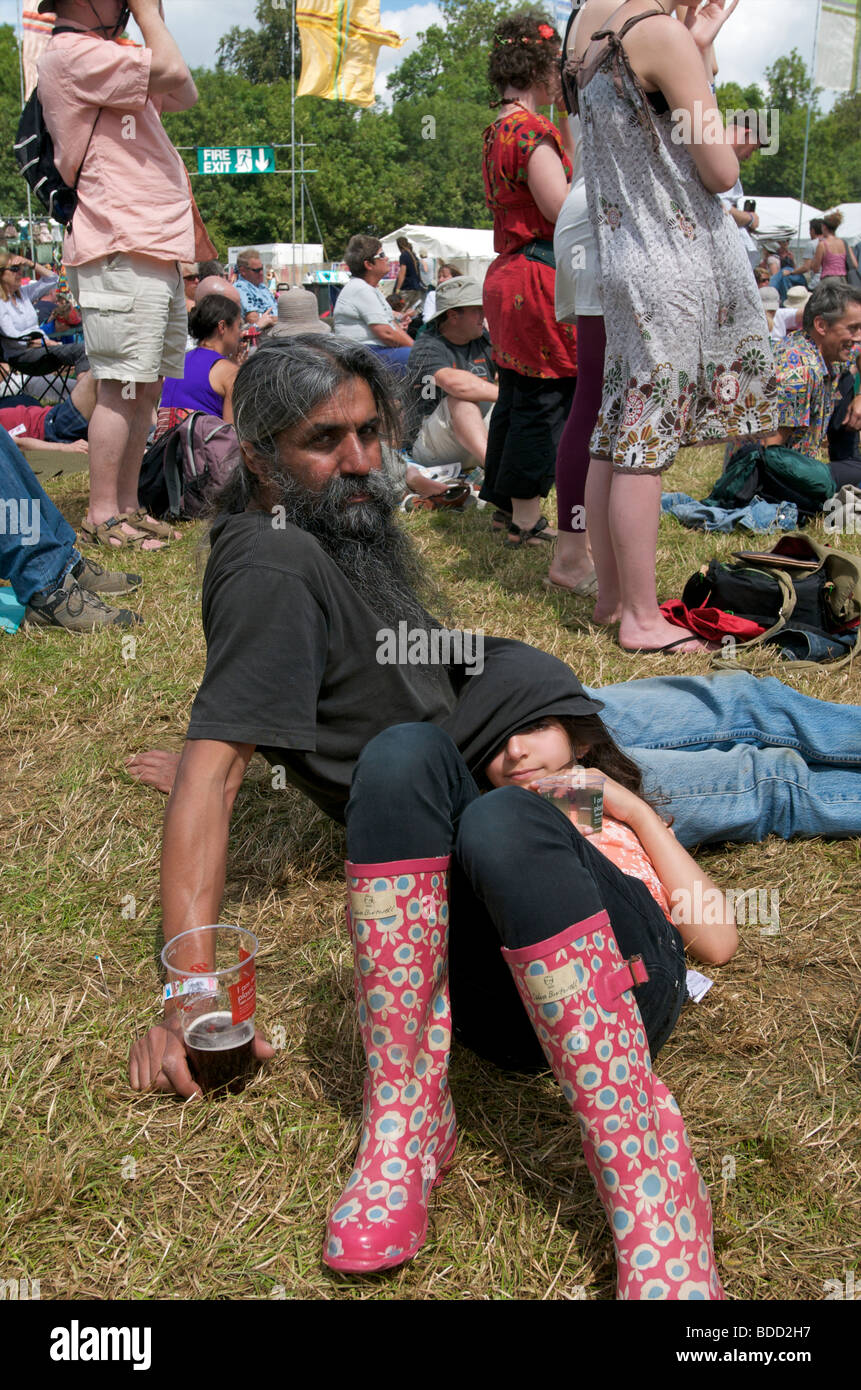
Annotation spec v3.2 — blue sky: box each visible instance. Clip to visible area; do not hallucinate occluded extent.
[0,1,823,103]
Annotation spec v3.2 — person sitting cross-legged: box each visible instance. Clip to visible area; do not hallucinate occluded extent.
[404,276,498,475]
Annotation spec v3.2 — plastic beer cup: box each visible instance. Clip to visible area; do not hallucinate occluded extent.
[533,770,605,835]
[161,925,258,1092]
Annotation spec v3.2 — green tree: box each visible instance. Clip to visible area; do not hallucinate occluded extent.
[0,24,27,218]
[216,0,299,84]
[388,0,519,105]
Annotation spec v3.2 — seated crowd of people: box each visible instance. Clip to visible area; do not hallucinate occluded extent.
[3,209,860,643]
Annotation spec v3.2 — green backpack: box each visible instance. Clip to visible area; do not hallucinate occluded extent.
[705,444,835,522]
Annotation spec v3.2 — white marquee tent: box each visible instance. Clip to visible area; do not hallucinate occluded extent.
[747,197,824,247]
[380,225,496,283]
[227,243,325,283]
[835,204,861,243]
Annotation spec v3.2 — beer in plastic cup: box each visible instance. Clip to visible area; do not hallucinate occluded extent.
[161,925,258,1092]
[534,770,605,835]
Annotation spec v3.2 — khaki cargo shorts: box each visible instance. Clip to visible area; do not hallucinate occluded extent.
[67,253,187,383]
[411,395,493,469]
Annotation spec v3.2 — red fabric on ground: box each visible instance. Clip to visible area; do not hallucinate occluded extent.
[660,599,766,641]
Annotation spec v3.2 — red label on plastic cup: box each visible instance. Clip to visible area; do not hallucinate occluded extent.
[229,948,256,1025]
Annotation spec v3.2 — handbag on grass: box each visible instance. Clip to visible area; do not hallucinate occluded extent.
[680,534,861,672]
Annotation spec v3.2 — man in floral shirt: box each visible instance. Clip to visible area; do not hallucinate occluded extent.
[761,281,861,460]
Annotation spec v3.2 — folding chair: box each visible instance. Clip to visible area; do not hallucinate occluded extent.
[0,337,75,404]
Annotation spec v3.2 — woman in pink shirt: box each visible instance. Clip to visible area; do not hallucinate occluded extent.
[801,210,858,283]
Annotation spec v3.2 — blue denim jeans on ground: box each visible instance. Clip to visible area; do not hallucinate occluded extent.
[345,723,686,1070]
[591,672,861,845]
[0,426,79,604]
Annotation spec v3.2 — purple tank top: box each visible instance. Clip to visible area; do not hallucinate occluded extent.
[161,347,225,417]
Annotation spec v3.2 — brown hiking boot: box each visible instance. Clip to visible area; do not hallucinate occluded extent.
[25,571,142,631]
[72,553,142,596]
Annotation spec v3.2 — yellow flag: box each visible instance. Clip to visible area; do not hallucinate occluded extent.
[296,0,403,107]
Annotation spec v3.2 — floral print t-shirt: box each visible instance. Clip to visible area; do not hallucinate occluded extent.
[771,332,842,459]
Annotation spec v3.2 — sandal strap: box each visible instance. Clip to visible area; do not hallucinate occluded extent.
[125,508,175,540]
[81,515,148,550]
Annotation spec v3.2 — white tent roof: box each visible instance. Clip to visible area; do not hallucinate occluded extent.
[748,197,825,243]
[835,204,861,242]
[380,225,496,281]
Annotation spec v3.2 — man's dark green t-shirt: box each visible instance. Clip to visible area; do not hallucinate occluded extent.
[405,325,496,446]
[186,512,457,822]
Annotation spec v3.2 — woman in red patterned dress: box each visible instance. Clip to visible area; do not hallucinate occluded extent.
[480,12,584,554]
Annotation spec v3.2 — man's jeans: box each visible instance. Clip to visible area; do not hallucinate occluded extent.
[591,672,861,845]
[770,270,808,305]
[0,427,78,604]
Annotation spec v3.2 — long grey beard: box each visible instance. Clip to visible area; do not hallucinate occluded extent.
[268,466,451,681]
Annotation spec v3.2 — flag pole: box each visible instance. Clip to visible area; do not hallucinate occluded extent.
[291,0,297,283]
[16,0,37,264]
[797,0,822,248]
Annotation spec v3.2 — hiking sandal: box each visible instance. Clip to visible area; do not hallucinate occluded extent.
[125,508,181,541]
[78,515,165,551]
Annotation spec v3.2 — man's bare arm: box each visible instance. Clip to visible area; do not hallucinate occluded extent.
[433,367,498,404]
[128,0,196,98]
[129,737,275,1096]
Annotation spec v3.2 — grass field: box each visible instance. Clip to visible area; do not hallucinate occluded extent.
[2,443,860,1302]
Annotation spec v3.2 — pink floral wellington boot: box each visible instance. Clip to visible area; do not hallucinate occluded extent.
[502,911,723,1300]
[323,857,457,1274]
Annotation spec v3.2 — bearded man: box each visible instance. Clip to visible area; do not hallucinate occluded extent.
[129,335,861,1292]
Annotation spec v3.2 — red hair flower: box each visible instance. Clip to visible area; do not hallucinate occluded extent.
[538,23,556,39]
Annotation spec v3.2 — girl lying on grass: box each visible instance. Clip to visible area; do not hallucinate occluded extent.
[324,639,737,1297]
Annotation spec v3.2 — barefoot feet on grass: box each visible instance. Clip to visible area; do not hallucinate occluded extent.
[617,618,715,654]
[125,749,181,794]
[592,600,622,626]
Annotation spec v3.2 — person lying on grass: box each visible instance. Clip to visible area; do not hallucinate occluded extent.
[310,637,734,1294]
[127,334,861,1293]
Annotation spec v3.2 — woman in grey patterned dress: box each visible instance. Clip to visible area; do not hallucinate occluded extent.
[568,0,777,652]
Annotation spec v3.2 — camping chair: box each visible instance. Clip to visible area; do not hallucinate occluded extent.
[0,335,75,404]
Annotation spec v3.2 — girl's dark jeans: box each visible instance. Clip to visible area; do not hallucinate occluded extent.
[346,723,686,1070]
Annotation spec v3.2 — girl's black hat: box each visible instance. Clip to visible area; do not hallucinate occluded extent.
[443,638,604,781]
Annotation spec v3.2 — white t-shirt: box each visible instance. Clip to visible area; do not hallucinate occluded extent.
[719,179,757,253]
[333,277,393,344]
[772,307,803,341]
[0,273,59,345]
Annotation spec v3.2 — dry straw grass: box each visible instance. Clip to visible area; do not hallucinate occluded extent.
[1,446,860,1301]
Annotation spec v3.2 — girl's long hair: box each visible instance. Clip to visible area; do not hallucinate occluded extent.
[555,714,670,819]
